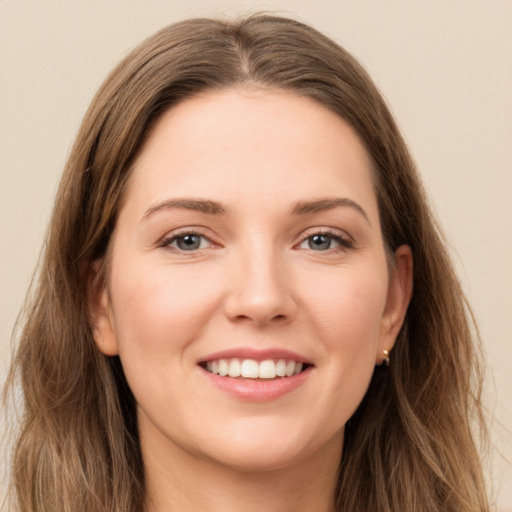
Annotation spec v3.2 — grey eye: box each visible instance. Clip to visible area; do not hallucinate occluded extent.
[308,234,333,250]
[172,234,205,251]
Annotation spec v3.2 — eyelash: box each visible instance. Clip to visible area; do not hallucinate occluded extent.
[159,228,214,252]
[159,228,354,253]
[296,229,355,252]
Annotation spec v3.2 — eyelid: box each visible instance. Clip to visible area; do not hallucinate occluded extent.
[158,226,218,251]
[295,227,355,250]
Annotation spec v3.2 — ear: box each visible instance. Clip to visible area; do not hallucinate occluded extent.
[377,244,413,364]
[86,259,119,356]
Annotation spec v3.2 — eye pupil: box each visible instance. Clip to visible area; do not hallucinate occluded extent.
[177,234,201,250]
[309,234,331,250]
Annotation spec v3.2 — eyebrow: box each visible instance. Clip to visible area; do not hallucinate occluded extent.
[142,196,370,224]
[142,198,226,219]
[291,197,371,225]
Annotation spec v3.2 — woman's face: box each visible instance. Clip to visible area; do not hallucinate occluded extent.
[92,89,411,473]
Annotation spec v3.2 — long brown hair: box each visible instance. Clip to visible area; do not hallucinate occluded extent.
[4,14,489,511]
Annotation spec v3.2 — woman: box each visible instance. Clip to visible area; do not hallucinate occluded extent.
[4,14,489,512]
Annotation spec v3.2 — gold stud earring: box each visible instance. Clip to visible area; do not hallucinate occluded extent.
[382,349,390,366]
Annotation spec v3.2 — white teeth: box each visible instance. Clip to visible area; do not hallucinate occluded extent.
[228,358,241,377]
[241,359,259,378]
[285,360,295,377]
[276,359,287,377]
[218,359,229,377]
[259,360,277,379]
[204,358,306,379]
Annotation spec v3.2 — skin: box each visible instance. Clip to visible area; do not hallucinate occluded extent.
[90,88,413,512]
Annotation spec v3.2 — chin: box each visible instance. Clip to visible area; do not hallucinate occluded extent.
[203,442,315,474]
[192,419,344,474]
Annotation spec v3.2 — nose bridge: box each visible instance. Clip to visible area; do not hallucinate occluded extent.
[224,235,294,324]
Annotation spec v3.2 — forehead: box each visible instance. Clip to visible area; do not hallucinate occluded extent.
[124,88,378,219]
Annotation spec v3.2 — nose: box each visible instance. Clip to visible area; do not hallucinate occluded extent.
[223,245,297,326]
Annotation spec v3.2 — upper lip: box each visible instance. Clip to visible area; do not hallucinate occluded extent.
[198,347,313,365]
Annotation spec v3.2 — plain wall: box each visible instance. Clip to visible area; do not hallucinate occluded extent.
[1,0,511,508]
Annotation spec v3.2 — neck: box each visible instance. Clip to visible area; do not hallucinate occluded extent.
[141,426,341,512]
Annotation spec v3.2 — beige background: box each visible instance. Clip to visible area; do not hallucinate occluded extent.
[1,0,511,508]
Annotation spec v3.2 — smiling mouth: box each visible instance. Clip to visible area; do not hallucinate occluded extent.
[200,358,311,379]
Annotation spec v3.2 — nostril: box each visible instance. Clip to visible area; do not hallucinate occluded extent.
[251,313,289,326]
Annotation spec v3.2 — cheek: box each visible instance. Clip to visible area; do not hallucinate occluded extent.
[297,260,389,408]
[302,263,388,345]
[106,258,227,421]
[108,256,224,361]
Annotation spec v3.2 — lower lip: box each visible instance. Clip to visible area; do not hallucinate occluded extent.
[200,366,312,402]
